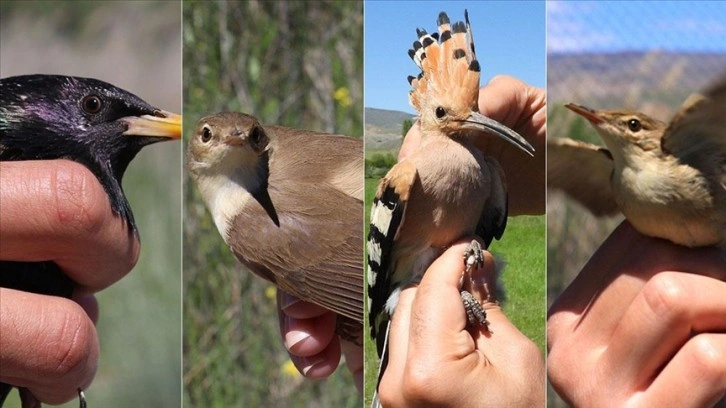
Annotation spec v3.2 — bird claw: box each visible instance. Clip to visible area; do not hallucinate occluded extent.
[463,240,484,273]
[460,240,493,331]
[79,388,87,408]
[461,290,490,330]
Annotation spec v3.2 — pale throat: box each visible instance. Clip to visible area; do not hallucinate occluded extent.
[197,162,264,238]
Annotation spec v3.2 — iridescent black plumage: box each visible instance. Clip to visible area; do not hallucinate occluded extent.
[0,74,180,407]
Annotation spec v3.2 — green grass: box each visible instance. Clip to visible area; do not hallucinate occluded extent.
[363,177,546,405]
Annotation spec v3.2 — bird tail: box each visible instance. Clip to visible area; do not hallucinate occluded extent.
[408,9,480,115]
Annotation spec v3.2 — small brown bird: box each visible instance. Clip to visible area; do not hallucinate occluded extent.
[548,77,726,247]
[187,112,363,341]
[366,10,535,404]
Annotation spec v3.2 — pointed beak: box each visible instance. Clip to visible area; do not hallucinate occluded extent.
[122,110,182,139]
[222,132,246,146]
[565,103,604,124]
[462,112,535,157]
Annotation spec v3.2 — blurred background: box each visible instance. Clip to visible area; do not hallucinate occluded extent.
[182,1,362,407]
[0,1,182,407]
[547,1,726,406]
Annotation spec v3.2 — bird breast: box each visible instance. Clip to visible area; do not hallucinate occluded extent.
[400,137,490,249]
[614,154,720,246]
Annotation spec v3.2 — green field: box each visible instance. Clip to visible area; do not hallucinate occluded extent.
[363,177,546,404]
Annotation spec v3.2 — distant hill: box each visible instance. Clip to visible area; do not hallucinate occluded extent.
[549,51,726,108]
[365,107,415,151]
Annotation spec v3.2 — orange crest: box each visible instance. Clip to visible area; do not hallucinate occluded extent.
[408,10,481,121]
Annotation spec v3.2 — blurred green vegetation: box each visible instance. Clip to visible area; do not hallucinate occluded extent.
[363,177,546,406]
[1,2,182,408]
[364,152,396,179]
[182,1,363,407]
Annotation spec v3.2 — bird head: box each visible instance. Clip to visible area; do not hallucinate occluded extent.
[407,10,534,156]
[0,75,181,233]
[188,112,279,227]
[565,103,666,161]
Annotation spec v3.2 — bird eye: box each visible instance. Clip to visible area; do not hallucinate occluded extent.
[249,126,265,150]
[201,126,212,142]
[435,106,446,119]
[82,95,103,114]
[627,119,642,132]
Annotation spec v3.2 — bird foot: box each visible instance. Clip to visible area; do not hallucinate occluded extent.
[460,240,493,331]
[461,290,489,330]
[463,240,484,274]
[79,388,87,408]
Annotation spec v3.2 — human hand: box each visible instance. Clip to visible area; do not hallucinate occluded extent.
[400,75,546,215]
[0,160,139,404]
[277,291,364,394]
[548,222,726,407]
[377,239,545,407]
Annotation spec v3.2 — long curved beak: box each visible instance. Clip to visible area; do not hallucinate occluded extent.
[565,103,604,124]
[462,112,535,157]
[122,110,182,139]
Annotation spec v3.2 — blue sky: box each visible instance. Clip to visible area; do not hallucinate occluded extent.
[365,1,546,113]
[548,1,726,53]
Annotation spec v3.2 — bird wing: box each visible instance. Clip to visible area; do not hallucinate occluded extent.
[662,78,726,211]
[226,131,364,323]
[547,137,620,216]
[367,160,417,351]
[267,125,364,201]
[476,156,508,248]
[228,181,363,323]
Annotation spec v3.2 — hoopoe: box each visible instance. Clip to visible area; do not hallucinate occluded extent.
[548,76,726,247]
[367,10,535,404]
[187,112,364,343]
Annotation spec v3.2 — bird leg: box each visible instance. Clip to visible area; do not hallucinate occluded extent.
[460,240,490,330]
[79,389,87,408]
[14,387,86,408]
[18,388,40,408]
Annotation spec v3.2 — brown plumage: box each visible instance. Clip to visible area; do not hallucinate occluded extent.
[187,112,363,340]
[548,76,726,247]
[367,10,535,405]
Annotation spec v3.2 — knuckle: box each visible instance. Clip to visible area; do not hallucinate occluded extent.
[400,364,442,405]
[44,303,96,379]
[547,344,571,387]
[688,335,726,384]
[642,272,690,321]
[52,162,108,236]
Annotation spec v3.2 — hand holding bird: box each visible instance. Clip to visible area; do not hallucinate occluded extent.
[0,74,181,407]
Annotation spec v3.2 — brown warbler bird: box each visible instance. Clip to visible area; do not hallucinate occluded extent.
[548,77,726,247]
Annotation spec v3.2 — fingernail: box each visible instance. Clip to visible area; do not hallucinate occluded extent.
[300,354,326,376]
[283,317,310,349]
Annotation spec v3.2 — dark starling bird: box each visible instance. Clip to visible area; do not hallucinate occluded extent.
[0,74,181,408]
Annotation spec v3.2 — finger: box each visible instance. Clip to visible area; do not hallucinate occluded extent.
[398,121,422,161]
[383,282,416,390]
[605,272,726,385]
[476,76,546,215]
[643,333,726,408]
[341,339,363,395]
[549,222,726,341]
[0,288,98,405]
[288,335,341,379]
[479,75,534,128]
[277,291,328,319]
[280,310,336,358]
[0,160,140,293]
[408,241,475,358]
